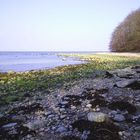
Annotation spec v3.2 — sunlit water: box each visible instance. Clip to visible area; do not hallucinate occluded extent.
[0,52,86,72]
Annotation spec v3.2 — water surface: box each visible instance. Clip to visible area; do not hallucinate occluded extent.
[0,52,86,72]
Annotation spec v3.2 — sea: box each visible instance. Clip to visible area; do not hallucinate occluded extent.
[0,51,92,72]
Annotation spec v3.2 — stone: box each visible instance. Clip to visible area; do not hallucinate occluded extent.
[135,103,140,113]
[87,112,107,122]
[104,71,113,78]
[24,93,31,97]
[12,115,26,122]
[0,113,4,118]
[71,106,76,109]
[60,115,66,119]
[86,104,92,108]
[110,110,118,115]
[2,123,17,128]
[96,108,100,111]
[59,108,65,112]
[47,114,55,118]
[24,120,46,130]
[116,79,136,88]
[44,111,52,116]
[56,126,67,133]
[27,134,32,139]
[134,132,140,138]
[113,114,125,122]
[135,126,140,131]
[118,131,123,136]
[60,101,68,105]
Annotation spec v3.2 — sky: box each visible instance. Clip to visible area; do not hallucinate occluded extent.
[0,0,139,52]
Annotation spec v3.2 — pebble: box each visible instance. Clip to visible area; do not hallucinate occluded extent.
[1,66,140,139]
[60,115,66,119]
[48,114,55,118]
[135,126,140,131]
[2,123,17,128]
[71,106,76,109]
[123,132,131,137]
[61,101,68,105]
[12,115,26,122]
[24,120,46,130]
[113,114,125,122]
[116,79,136,88]
[56,126,67,133]
[27,134,32,139]
[0,113,4,118]
[118,131,123,136]
[96,108,100,111]
[87,112,107,122]
[135,103,140,112]
[86,104,92,108]
[59,108,65,112]
[110,110,118,115]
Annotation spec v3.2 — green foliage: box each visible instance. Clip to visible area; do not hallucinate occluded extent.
[110,8,140,52]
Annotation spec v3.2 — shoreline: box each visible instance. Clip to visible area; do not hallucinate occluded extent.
[0,65,140,139]
[0,53,140,139]
[0,53,140,99]
[1,52,139,73]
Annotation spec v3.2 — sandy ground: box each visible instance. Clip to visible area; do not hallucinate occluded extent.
[97,52,140,57]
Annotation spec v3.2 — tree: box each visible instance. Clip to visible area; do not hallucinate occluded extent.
[109,8,140,52]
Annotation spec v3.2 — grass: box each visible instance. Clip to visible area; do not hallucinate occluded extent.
[0,53,140,105]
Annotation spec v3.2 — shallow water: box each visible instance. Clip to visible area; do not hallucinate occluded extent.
[0,52,85,72]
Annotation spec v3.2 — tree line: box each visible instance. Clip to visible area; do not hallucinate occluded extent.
[109,8,140,52]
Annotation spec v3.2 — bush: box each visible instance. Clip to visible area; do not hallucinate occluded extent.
[109,8,140,52]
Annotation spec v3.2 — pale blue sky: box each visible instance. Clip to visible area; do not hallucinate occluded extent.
[0,0,139,51]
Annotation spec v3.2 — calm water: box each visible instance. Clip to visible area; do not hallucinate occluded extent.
[0,52,87,72]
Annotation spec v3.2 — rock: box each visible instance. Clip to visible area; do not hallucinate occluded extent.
[71,106,76,109]
[113,114,125,122]
[27,134,32,139]
[135,126,140,131]
[96,108,100,111]
[56,126,67,133]
[104,71,113,78]
[60,115,66,119]
[111,67,135,78]
[116,79,136,88]
[118,131,123,136]
[2,123,17,128]
[134,132,140,139]
[44,111,52,116]
[81,130,90,140]
[59,108,65,112]
[87,112,107,122]
[123,131,131,137]
[78,113,86,120]
[12,115,26,122]
[135,103,140,113]
[86,104,92,108]
[131,65,140,69]
[24,120,46,130]
[108,101,137,114]
[60,101,68,105]
[47,114,55,118]
[94,70,113,78]
[109,110,118,117]
[1,65,140,139]
[0,113,4,118]
[23,93,31,97]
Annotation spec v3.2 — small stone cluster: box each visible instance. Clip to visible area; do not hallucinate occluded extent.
[0,66,140,140]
